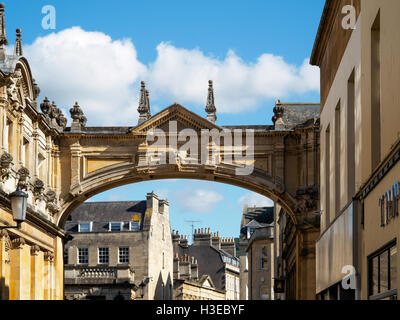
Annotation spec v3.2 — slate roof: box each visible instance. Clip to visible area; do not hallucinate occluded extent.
[64,201,146,233]
[244,206,274,225]
[279,103,320,129]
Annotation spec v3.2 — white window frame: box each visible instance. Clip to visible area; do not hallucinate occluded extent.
[118,247,129,264]
[109,222,123,232]
[129,221,140,231]
[98,247,109,264]
[78,248,89,265]
[78,222,92,233]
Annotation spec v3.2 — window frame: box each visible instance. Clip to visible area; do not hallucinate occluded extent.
[368,240,397,300]
[98,247,109,265]
[129,221,140,231]
[78,248,89,265]
[109,222,123,232]
[78,222,92,233]
[118,247,130,264]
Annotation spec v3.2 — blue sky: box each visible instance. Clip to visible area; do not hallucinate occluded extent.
[5,1,324,239]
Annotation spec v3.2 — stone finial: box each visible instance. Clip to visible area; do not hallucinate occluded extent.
[32,79,40,100]
[272,100,285,130]
[137,81,151,125]
[205,80,217,123]
[14,28,22,56]
[70,102,87,131]
[40,97,51,115]
[0,3,8,61]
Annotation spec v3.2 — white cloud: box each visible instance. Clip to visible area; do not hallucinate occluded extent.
[23,27,319,126]
[174,188,224,213]
[238,192,274,208]
[24,27,146,126]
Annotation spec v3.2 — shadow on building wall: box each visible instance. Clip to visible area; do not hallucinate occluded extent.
[0,277,9,300]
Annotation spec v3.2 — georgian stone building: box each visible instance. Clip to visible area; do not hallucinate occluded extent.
[239,205,274,300]
[311,0,400,300]
[172,229,240,300]
[173,253,225,300]
[63,192,173,300]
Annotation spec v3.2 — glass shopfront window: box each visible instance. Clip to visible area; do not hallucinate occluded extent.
[368,242,397,300]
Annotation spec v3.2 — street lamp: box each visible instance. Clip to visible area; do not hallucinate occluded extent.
[0,184,28,230]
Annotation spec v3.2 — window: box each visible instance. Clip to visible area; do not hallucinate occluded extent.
[109,222,122,232]
[368,242,397,300]
[98,247,109,264]
[335,101,341,214]
[247,227,255,239]
[347,69,355,199]
[78,222,92,233]
[260,246,268,270]
[64,248,68,265]
[78,248,89,265]
[371,11,381,170]
[130,221,140,231]
[119,247,129,264]
[325,125,331,226]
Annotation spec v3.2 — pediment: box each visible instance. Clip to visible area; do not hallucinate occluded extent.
[133,103,222,133]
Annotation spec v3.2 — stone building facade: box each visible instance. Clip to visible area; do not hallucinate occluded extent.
[311,0,400,300]
[173,253,225,300]
[63,192,173,300]
[0,4,66,300]
[0,3,321,300]
[173,229,240,300]
[239,206,274,300]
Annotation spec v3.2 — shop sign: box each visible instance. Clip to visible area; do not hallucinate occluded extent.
[379,182,400,226]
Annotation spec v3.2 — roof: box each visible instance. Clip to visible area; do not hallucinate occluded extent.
[277,103,320,129]
[64,201,147,233]
[244,206,274,225]
[246,226,274,251]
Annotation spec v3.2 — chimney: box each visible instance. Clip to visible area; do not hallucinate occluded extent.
[193,228,212,247]
[179,254,191,280]
[146,192,159,212]
[172,230,180,246]
[190,257,198,280]
[180,235,188,248]
[221,237,236,257]
[173,253,180,280]
[211,231,221,249]
[159,199,169,215]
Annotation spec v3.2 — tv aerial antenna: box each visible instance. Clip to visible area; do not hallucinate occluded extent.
[185,220,202,240]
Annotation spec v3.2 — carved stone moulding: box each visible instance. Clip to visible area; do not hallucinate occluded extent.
[32,177,45,200]
[0,151,13,182]
[45,189,60,214]
[17,166,30,190]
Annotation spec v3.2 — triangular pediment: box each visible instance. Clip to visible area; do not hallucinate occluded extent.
[133,103,222,133]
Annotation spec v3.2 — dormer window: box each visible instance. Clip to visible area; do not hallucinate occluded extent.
[78,222,92,233]
[129,221,140,231]
[109,222,123,232]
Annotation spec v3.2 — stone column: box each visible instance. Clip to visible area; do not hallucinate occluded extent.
[70,140,81,189]
[9,237,31,300]
[30,245,44,300]
[54,237,64,300]
[0,230,11,299]
[43,251,54,300]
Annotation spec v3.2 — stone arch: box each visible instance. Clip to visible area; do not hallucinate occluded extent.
[56,162,298,228]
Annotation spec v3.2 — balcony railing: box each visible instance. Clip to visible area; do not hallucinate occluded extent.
[64,265,135,285]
